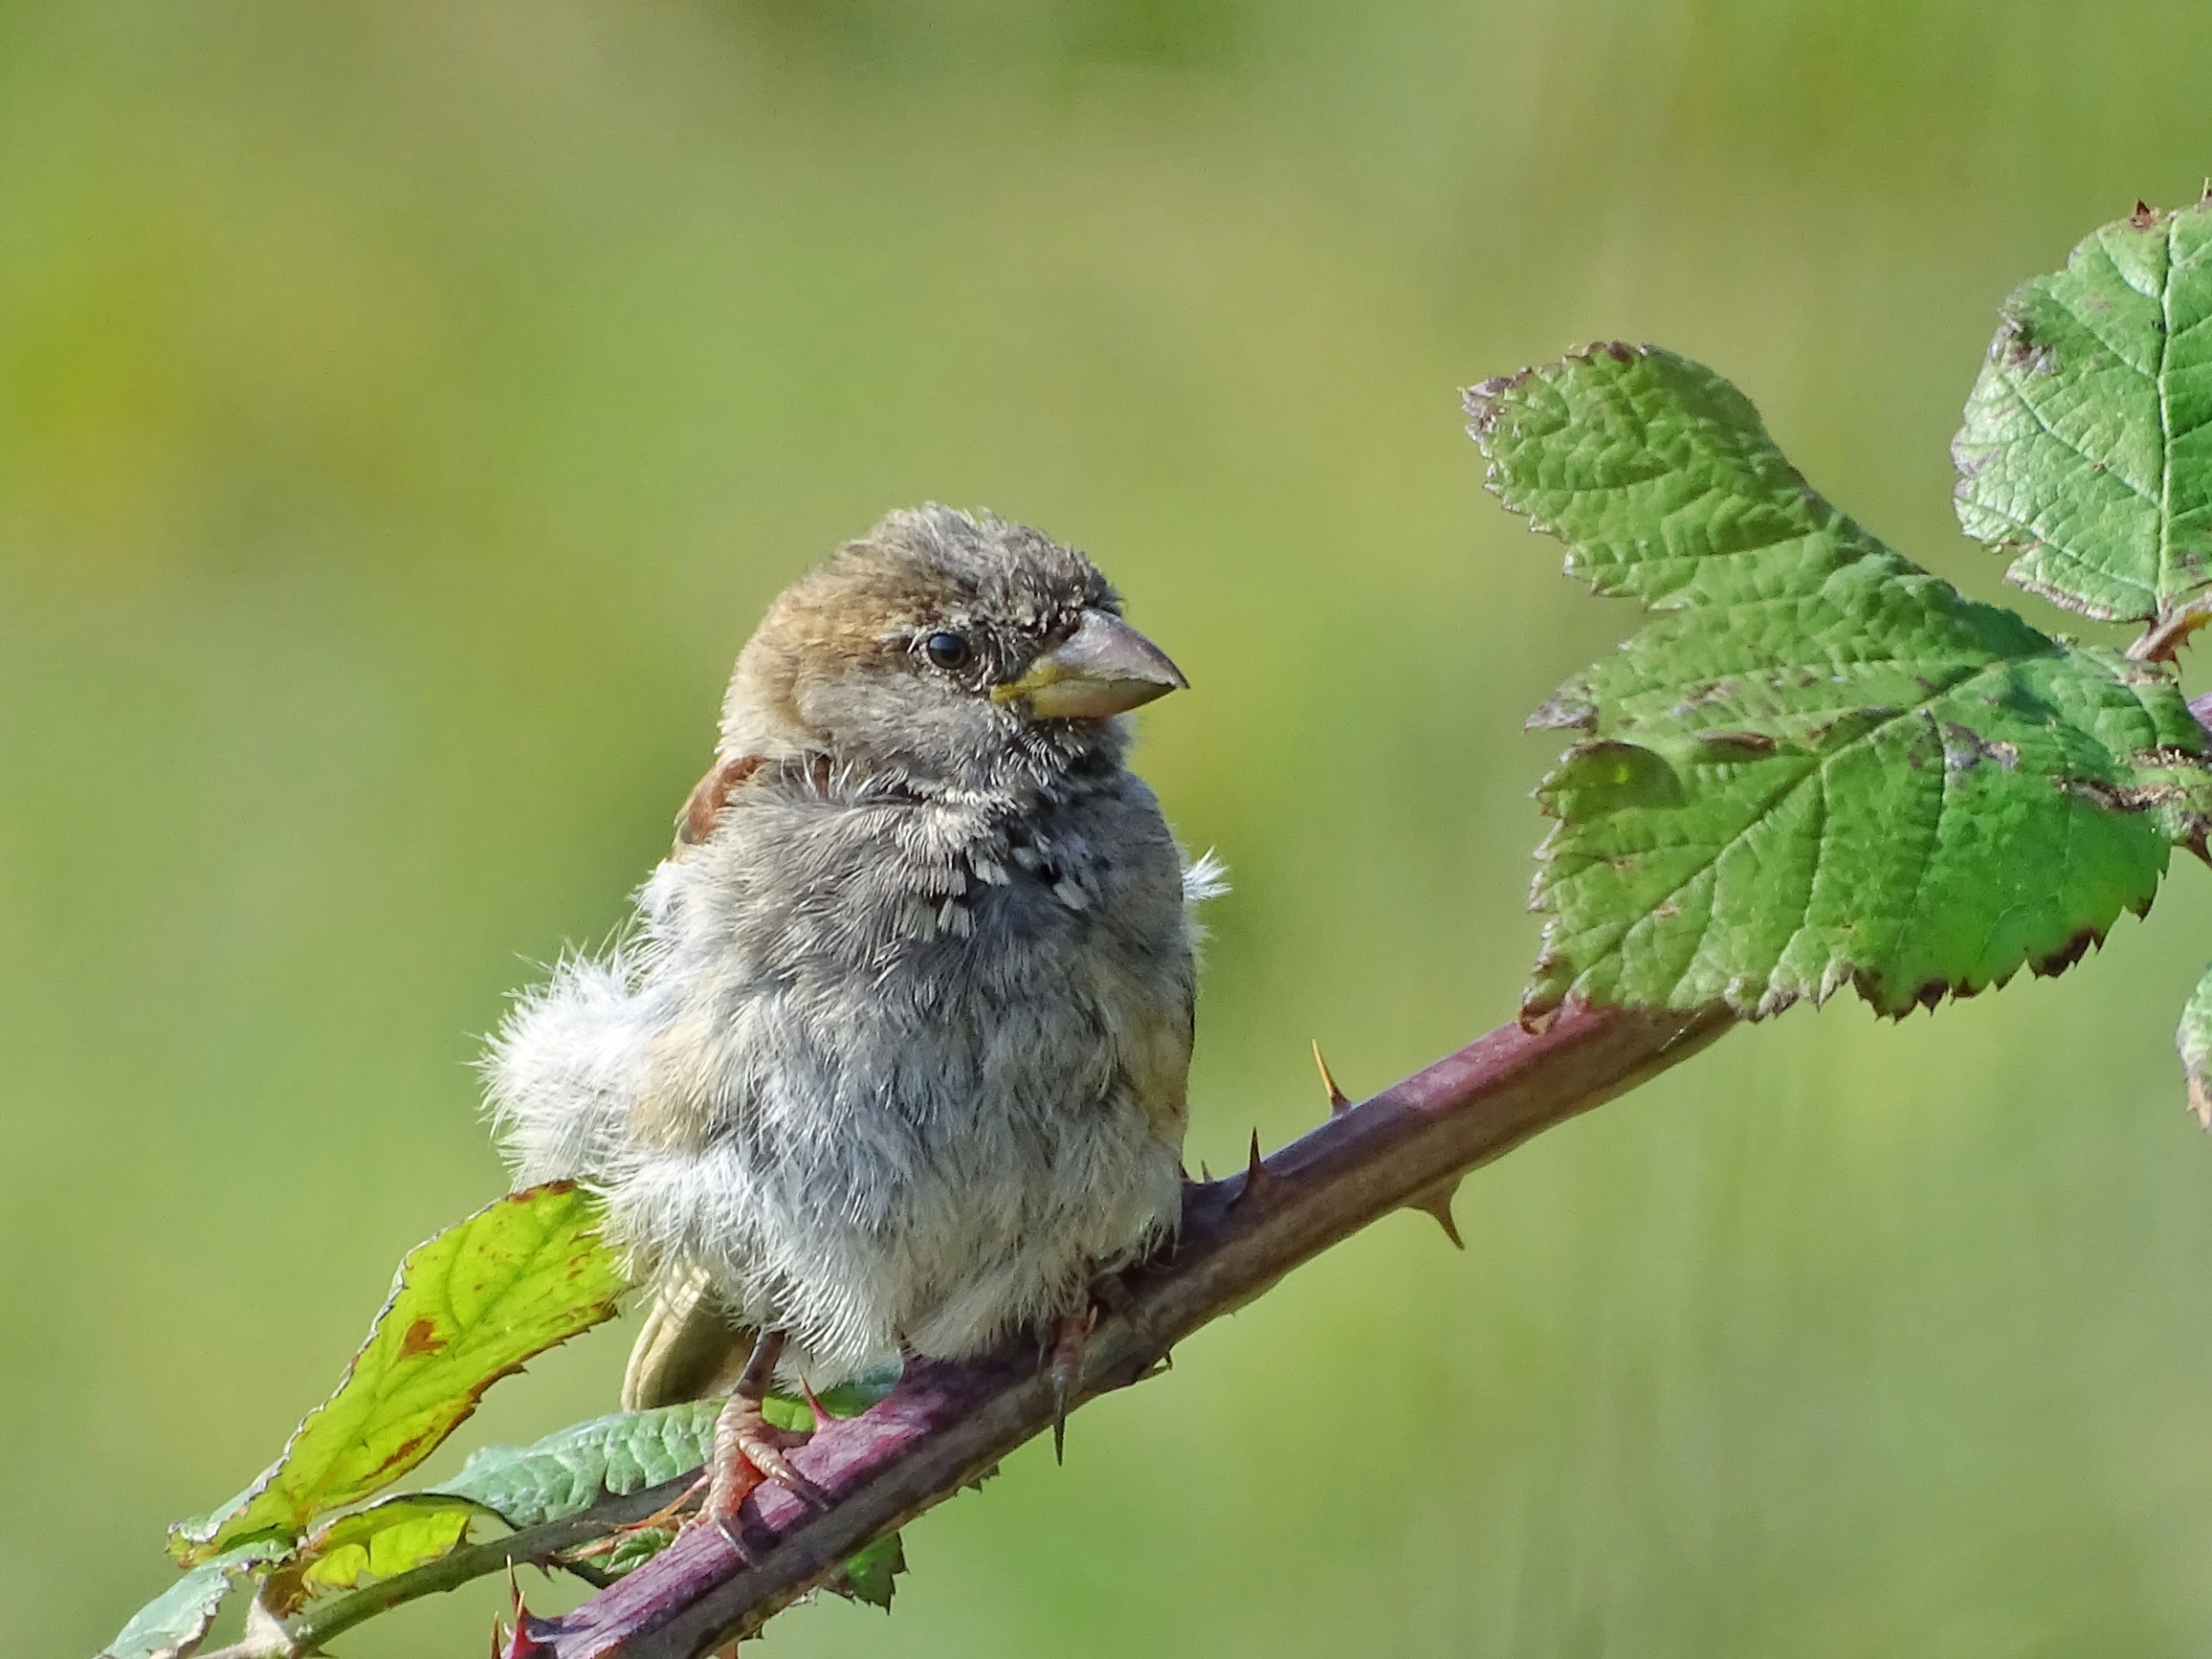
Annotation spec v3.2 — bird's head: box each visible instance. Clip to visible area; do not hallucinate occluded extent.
[719,505,1186,793]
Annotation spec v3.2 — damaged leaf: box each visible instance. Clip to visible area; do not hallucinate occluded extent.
[1467,344,2212,1019]
[171,1183,627,1566]
[101,1542,287,1659]
[1953,197,2212,627]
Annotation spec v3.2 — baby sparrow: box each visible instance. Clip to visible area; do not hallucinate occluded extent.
[487,505,1217,1520]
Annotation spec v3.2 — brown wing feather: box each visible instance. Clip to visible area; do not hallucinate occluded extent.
[621,1265,756,1410]
[674,754,764,855]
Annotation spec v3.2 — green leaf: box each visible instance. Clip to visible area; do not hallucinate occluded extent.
[290,1498,480,1600]
[596,1526,678,1577]
[1468,343,2212,1018]
[431,1360,895,1529]
[266,1400,721,1601]
[170,1182,627,1566]
[1953,197,2212,626]
[840,1531,906,1610]
[2179,961,2212,1127]
[101,1543,286,1659]
[435,1399,724,1528]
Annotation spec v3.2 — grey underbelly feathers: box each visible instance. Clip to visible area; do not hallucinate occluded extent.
[488,768,1216,1382]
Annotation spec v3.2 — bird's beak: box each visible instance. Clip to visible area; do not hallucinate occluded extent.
[992,608,1188,720]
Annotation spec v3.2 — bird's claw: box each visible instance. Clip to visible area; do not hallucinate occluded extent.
[1043,1269,1172,1463]
[684,1393,831,1550]
[1046,1304,1098,1465]
[1089,1267,1166,1358]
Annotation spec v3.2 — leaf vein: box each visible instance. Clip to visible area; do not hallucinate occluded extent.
[1602,664,1987,1005]
[2002,374,2159,511]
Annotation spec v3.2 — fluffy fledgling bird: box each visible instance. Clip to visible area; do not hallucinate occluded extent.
[487,505,1216,1517]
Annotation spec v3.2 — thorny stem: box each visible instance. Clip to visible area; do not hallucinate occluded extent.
[508,999,1733,1659]
[194,1001,1724,1656]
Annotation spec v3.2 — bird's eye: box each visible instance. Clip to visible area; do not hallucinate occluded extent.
[924,631,972,670]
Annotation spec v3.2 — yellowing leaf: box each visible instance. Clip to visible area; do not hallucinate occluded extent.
[170,1183,626,1566]
[293,1499,478,1599]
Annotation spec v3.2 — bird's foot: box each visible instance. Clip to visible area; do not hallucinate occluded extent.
[1045,1304,1098,1465]
[1041,1269,1175,1463]
[688,1391,832,1543]
[1089,1267,1168,1368]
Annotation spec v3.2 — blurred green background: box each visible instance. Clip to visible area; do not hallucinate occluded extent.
[11,2,2212,1653]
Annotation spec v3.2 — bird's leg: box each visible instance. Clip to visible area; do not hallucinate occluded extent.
[695,1329,831,1542]
[1042,1265,1172,1462]
[1044,1303,1098,1465]
[1090,1268,1173,1381]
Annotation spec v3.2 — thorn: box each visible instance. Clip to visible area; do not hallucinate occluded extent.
[1198,1159,1213,1182]
[1312,1041,1350,1113]
[796,1370,832,1428]
[493,1561,549,1658]
[1233,1130,1280,1206]
[1518,1001,1560,1036]
[1406,1178,1465,1249]
[2202,177,2211,205]
[493,1608,549,1659]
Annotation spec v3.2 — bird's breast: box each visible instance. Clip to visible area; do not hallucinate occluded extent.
[645,781,1188,1157]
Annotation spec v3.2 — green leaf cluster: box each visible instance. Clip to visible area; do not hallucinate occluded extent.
[1471,205,2212,1029]
[1475,195,2212,1118]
